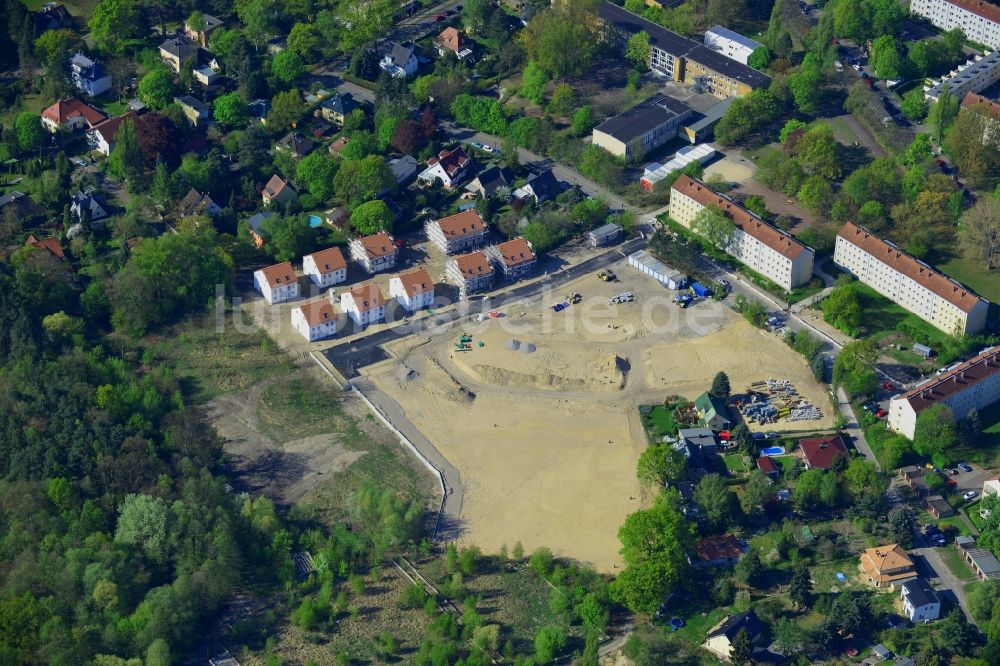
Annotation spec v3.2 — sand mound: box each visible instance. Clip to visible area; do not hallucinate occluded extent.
[467,353,626,392]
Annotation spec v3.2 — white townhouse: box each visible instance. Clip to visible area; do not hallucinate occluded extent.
[341,283,387,327]
[425,209,488,254]
[302,246,348,289]
[889,346,1000,440]
[911,0,1000,50]
[669,175,815,291]
[379,43,418,78]
[87,111,138,156]
[291,298,338,342]
[446,251,495,299]
[703,26,761,66]
[901,579,942,623]
[389,267,435,313]
[348,231,398,274]
[834,222,989,335]
[254,261,299,304]
[485,237,536,280]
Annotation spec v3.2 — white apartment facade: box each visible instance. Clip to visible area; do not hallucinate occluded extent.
[291,298,338,342]
[704,26,761,66]
[669,175,814,291]
[911,0,1000,50]
[302,246,347,289]
[389,267,435,312]
[901,579,942,623]
[924,49,1000,101]
[340,284,386,327]
[889,346,1000,439]
[254,261,299,304]
[834,223,989,335]
[348,231,398,274]
[425,210,488,254]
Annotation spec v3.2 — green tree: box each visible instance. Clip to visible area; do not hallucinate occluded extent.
[744,468,771,513]
[789,67,823,115]
[547,84,576,115]
[693,474,732,529]
[902,88,929,121]
[887,505,916,547]
[904,133,933,166]
[107,120,144,185]
[572,106,596,136]
[625,31,651,67]
[780,119,809,143]
[534,625,567,664]
[710,371,731,398]
[913,404,957,458]
[636,443,687,487]
[928,86,960,141]
[796,124,841,179]
[734,548,763,587]
[89,0,144,53]
[213,92,249,128]
[610,494,696,613]
[798,176,834,215]
[14,112,46,152]
[939,608,977,656]
[869,35,902,79]
[833,339,879,397]
[748,45,771,70]
[789,561,812,607]
[295,152,336,201]
[114,494,168,559]
[519,1,600,78]
[772,617,803,656]
[138,69,176,109]
[960,197,1000,271]
[832,0,866,40]
[350,200,394,235]
[520,61,550,105]
[268,88,303,133]
[262,214,319,262]
[730,628,753,665]
[821,279,862,335]
[333,156,394,208]
[691,206,735,249]
[271,50,305,84]
[34,29,84,67]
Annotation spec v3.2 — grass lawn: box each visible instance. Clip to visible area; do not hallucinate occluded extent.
[99,100,129,117]
[773,455,797,473]
[21,0,100,15]
[979,399,1000,450]
[673,605,728,644]
[939,546,977,581]
[855,283,954,351]
[723,453,749,473]
[938,255,1000,304]
[966,504,988,532]
[641,402,682,440]
[810,557,863,593]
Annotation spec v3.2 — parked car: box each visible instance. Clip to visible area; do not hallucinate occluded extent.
[752,433,766,441]
[882,381,895,391]
[930,532,946,546]
[964,491,978,500]
[874,408,887,418]
[434,13,445,21]
[862,402,877,411]
[946,478,957,489]
[718,431,733,441]
[959,463,973,473]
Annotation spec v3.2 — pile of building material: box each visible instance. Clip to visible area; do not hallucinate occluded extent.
[738,379,822,423]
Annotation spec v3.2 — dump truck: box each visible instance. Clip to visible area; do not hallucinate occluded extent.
[598,271,616,282]
[568,292,582,304]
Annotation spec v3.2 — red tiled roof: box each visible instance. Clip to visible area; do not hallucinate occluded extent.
[798,433,848,470]
[25,235,64,259]
[434,210,486,239]
[899,346,1000,414]
[673,175,810,260]
[696,534,744,561]
[347,283,385,312]
[837,222,986,313]
[258,261,296,289]
[395,267,434,296]
[961,91,1000,116]
[357,231,396,259]
[756,456,778,474]
[436,27,469,53]
[298,299,336,326]
[943,0,1000,24]
[90,111,138,145]
[454,251,493,279]
[427,147,470,177]
[494,237,534,267]
[306,247,346,274]
[41,97,107,127]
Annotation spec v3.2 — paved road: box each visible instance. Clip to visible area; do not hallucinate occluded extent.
[914,545,975,624]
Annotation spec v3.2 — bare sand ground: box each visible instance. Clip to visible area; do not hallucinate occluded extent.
[366,261,835,570]
[704,157,755,184]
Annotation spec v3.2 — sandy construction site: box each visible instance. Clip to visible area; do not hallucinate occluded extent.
[364,265,835,570]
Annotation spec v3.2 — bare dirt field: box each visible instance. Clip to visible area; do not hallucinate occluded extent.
[364,262,836,571]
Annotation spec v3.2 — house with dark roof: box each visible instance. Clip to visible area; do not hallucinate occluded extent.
[797,433,849,470]
[468,166,515,199]
[70,53,112,97]
[901,578,941,622]
[956,536,1000,580]
[87,111,138,156]
[185,13,224,47]
[246,212,274,247]
[175,95,210,126]
[159,37,199,73]
[694,391,730,431]
[387,155,418,185]
[178,189,222,218]
[33,3,72,33]
[514,169,562,204]
[924,494,954,519]
[275,132,315,159]
[0,191,45,220]
[592,95,693,159]
[756,456,779,479]
[319,93,359,125]
[70,189,110,225]
[703,611,766,661]
[380,43,418,78]
[262,175,298,208]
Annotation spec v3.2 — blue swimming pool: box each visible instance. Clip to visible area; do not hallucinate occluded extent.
[308,215,323,228]
[760,446,785,456]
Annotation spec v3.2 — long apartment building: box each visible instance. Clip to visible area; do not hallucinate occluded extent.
[924,49,1000,101]
[599,1,771,98]
[668,175,815,291]
[889,346,1000,439]
[911,0,1000,49]
[834,222,988,335]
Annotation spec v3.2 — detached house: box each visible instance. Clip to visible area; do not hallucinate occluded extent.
[159,37,199,74]
[486,237,536,280]
[798,433,849,470]
[291,298,338,342]
[262,174,298,208]
[41,97,106,132]
[70,53,112,97]
[349,231,398,274]
[275,132,315,159]
[70,189,110,224]
[468,166,514,199]
[901,579,941,623]
[0,191,45,221]
[694,391,731,431]
[390,267,435,313]
[87,111,138,156]
[341,283,386,327]
[446,251,495,298]
[185,13,224,47]
[513,169,561,204]
[25,235,64,259]
[425,209,488,254]
[703,611,766,662]
[418,147,474,188]
[302,246,348,289]
[175,95,210,126]
[694,534,746,568]
[318,93,358,125]
[380,43,418,78]
[434,27,473,59]
[860,544,917,589]
[254,261,300,304]
[178,188,222,218]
